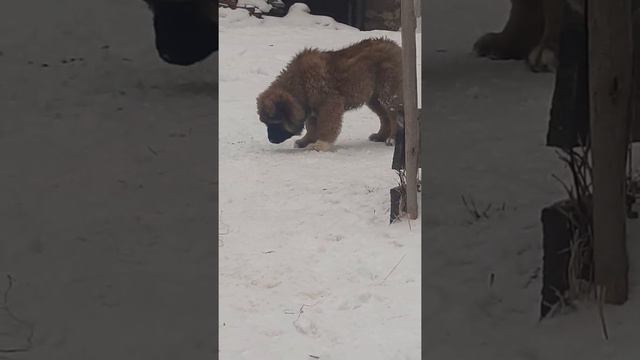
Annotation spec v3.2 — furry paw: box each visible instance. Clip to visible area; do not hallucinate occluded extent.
[385,138,395,146]
[527,45,557,73]
[368,133,387,142]
[294,139,308,148]
[308,140,332,152]
[473,32,520,60]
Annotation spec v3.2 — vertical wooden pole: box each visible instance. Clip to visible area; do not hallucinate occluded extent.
[401,0,419,219]
[589,0,632,304]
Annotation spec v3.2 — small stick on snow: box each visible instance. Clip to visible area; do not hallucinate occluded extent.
[381,254,407,284]
[146,145,159,156]
[294,304,309,323]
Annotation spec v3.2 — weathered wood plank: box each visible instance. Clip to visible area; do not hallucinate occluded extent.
[589,0,632,304]
[400,0,419,220]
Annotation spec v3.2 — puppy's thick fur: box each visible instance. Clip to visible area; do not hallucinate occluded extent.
[256,38,403,151]
[143,0,217,66]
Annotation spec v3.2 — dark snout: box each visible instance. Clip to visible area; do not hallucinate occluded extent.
[151,2,218,66]
[267,123,294,144]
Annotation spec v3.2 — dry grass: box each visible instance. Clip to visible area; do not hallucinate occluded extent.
[551,141,636,337]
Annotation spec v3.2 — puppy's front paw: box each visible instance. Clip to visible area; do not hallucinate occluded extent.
[473,32,518,60]
[369,133,387,142]
[308,140,332,152]
[527,45,557,73]
[294,139,308,148]
[385,137,395,146]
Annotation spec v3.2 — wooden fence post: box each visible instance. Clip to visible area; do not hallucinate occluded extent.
[401,0,419,220]
[589,0,632,304]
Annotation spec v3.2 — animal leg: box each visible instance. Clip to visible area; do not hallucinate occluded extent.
[306,99,344,151]
[473,0,544,61]
[367,98,392,144]
[527,0,564,72]
[294,117,319,148]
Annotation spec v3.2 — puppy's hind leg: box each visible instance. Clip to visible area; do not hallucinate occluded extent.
[367,98,392,144]
[386,108,402,147]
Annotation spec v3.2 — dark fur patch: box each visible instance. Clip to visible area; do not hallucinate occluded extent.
[267,123,294,144]
[145,0,217,66]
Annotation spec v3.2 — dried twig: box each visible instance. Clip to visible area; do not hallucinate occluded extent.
[554,146,595,304]
[461,195,498,221]
[390,170,408,224]
[551,173,574,200]
[294,304,307,323]
[146,145,158,156]
[290,302,320,326]
[381,254,407,283]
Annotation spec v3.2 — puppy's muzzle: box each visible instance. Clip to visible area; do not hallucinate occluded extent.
[267,123,294,144]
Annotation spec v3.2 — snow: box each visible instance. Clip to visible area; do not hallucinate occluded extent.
[278,3,358,30]
[218,5,421,360]
[238,0,272,13]
[220,3,358,31]
[220,1,640,359]
[421,1,640,359]
[1,0,217,358]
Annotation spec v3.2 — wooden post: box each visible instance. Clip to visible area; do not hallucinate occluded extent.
[401,0,419,220]
[589,0,632,304]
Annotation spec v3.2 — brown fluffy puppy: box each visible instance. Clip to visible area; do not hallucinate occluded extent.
[256,38,403,151]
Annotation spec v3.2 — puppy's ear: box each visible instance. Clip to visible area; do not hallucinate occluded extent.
[276,92,305,123]
[257,89,304,123]
[257,93,272,116]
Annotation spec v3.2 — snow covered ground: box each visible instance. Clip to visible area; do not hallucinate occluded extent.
[220,1,640,359]
[422,1,640,359]
[218,5,421,360]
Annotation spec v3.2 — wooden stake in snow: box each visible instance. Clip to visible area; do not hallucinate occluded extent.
[588,0,632,304]
[401,0,419,220]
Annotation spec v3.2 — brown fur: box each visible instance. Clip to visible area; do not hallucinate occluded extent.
[256,38,403,151]
[473,0,565,72]
[475,0,640,72]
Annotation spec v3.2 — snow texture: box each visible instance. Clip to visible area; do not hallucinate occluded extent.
[238,0,272,13]
[219,5,421,360]
[220,0,640,359]
[220,2,358,31]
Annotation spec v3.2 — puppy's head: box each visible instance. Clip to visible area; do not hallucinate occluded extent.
[257,89,305,144]
[145,0,218,66]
